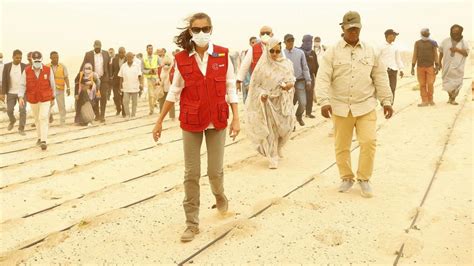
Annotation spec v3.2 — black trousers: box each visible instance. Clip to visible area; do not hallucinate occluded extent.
[387,69,398,103]
[112,79,125,116]
[93,76,109,119]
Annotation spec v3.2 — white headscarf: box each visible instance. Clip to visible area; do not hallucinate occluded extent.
[245,37,296,147]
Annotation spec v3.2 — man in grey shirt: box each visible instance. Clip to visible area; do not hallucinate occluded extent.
[283,34,312,126]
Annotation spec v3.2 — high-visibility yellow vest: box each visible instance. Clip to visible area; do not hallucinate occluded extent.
[142,54,159,79]
[47,63,66,90]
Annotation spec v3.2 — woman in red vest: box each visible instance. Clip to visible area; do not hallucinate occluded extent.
[18,51,56,150]
[152,12,240,242]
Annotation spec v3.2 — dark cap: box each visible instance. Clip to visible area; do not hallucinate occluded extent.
[31,51,42,60]
[339,11,361,29]
[384,29,399,37]
[284,34,295,42]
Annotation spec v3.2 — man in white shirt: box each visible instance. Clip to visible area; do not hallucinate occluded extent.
[118,52,143,118]
[313,36,327,57]
[1,50,27,134]
[380,29,404,104]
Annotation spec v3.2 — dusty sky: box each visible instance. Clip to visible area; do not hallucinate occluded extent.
[1,0,472,74]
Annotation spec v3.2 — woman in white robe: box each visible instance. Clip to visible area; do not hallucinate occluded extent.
[245,37,296,169]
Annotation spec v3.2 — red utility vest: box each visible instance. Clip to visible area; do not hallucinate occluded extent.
[250,43,264,72]
[175,45,229,132]
[25,65,54,104]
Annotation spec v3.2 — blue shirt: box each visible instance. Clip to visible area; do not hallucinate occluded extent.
[284,47,311,82]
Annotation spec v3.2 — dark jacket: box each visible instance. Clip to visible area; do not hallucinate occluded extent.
[80,50,110,80]
[303,50,319,78]
[1,62,27,95]
[111,55,126,85]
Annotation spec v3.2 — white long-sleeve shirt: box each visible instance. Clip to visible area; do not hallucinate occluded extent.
[380,42,405,71]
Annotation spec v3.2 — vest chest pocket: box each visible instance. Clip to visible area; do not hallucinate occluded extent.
[214,76,227,97]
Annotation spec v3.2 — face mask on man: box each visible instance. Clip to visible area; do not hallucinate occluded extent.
[260,34,271,44]
[0,58,3,64]
[314,42,321,48]
[192,32,211,48]
[33,60,42,69]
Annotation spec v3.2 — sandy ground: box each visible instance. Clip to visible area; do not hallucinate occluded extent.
[0,71,472,264]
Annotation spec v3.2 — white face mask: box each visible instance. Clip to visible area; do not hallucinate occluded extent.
[314,42,321,48]
[260,34,271,44]
[192,32,211,48]
[33,61,42,69]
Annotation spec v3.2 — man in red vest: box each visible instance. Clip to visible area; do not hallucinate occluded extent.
[236,26,274,92]
[152,12,240,242]
[18,51,56,150]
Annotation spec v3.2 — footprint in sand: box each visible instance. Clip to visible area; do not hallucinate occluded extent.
[377,232,424,258]
[211,219,260,240]
[314,228,345,246]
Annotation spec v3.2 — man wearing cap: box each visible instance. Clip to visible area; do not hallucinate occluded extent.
[411,28,439,107]
[18,51,56,150]
[284,33,312,126]
[80,40,110,122]
[236,26,275,92]
[380,29,404,104]
[316,11,393,198]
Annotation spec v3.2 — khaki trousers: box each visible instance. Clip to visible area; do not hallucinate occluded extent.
[146,77,157,113]
[417,66,435,103]
[31,101,51,142]
[182,128,226,228]
[333,110,377,181]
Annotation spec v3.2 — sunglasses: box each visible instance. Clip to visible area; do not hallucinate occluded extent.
[190,26,212,34]
[269,49,281,54]
[260,31,272,36]
[84,67,92,70]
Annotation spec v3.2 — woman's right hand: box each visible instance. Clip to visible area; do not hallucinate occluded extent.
[75,95,79,100]
[261,95,268,102]
[152,121,163,142]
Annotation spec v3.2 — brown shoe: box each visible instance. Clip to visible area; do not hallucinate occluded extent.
[417,102,429,107]
[180,226,199,242]
[215,194,228,214]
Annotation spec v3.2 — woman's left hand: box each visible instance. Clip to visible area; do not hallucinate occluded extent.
[229,118,240,141]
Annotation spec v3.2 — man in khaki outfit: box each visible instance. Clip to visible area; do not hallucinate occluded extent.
[316,11,393,198]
